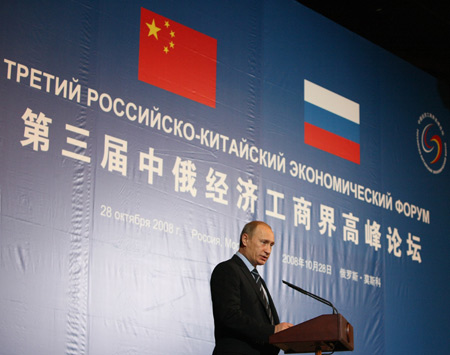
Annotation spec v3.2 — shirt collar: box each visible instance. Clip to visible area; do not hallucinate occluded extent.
[236,251,255,272]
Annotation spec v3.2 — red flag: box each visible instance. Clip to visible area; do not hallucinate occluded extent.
[138,7,217,108]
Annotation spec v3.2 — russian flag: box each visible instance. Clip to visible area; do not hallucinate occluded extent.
[304,80,360,164]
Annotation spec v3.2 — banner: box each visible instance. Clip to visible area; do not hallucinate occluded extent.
[1,0,449,354]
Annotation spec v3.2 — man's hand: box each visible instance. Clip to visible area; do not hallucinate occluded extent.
[274,322,294,333]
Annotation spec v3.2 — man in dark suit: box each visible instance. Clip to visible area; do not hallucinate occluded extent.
[210,221,293,355]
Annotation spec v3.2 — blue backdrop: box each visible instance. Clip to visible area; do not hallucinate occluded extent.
[1,0,449,354]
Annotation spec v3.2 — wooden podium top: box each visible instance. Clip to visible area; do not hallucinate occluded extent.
[269,314,354,354]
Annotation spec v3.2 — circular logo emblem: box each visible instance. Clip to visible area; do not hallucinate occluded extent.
[416,112,447,174]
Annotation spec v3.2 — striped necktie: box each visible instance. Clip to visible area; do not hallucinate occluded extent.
[251,268,274,325]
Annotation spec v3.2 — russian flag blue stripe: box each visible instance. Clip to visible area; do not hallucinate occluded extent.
[304,102,360,144]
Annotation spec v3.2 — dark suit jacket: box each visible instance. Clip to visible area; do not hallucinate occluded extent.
[210,255,280,355]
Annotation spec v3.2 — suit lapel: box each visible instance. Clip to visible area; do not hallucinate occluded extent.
[231,255,276,322]
[260,277,279,323]
[232,255,263,299]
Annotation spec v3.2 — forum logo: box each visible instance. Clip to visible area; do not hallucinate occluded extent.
[416,112,447,174]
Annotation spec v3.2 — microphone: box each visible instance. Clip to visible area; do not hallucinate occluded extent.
[282,280,339,315]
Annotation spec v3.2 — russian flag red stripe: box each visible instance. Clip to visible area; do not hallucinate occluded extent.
[304,122,360,164]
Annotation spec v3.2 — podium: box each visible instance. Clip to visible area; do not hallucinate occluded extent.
[269,314,354,354]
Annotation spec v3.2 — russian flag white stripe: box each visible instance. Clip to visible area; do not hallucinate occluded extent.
[304,79,360,125]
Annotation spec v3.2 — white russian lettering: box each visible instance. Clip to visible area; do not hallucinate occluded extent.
[138,106,149,125]
[199,128,210,147]
[249,146,258,163]
[126,102,137,121]
[289,161,297,177]
[55,77,68,98]
[229,139,238,156]
[17,63,29,83]
[99,93,112,112]
[183,122,195,141]
[42,72,54,92]
[87,88,98,106]
[277,154,286,173]
[29,68,42,90]
[162,115,173,133]
[4,58,16,79]
[173,118,183,137]
[150,107,161,129]
[113,97,125,117]
[306,166,315,183]
[68,79,81,103]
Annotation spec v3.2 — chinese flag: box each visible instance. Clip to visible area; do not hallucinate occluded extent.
[138,7,217,108]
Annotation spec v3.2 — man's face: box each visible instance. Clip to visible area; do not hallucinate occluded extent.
[242,224,275,267]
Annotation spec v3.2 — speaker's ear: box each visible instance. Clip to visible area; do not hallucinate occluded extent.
[241,233,249,247]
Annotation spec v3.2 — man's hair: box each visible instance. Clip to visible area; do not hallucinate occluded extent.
[239,221,271,248]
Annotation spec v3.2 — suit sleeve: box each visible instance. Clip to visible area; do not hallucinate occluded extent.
[211,261,275,344]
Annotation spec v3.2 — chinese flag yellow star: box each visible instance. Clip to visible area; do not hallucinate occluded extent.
[146,19,161,39]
